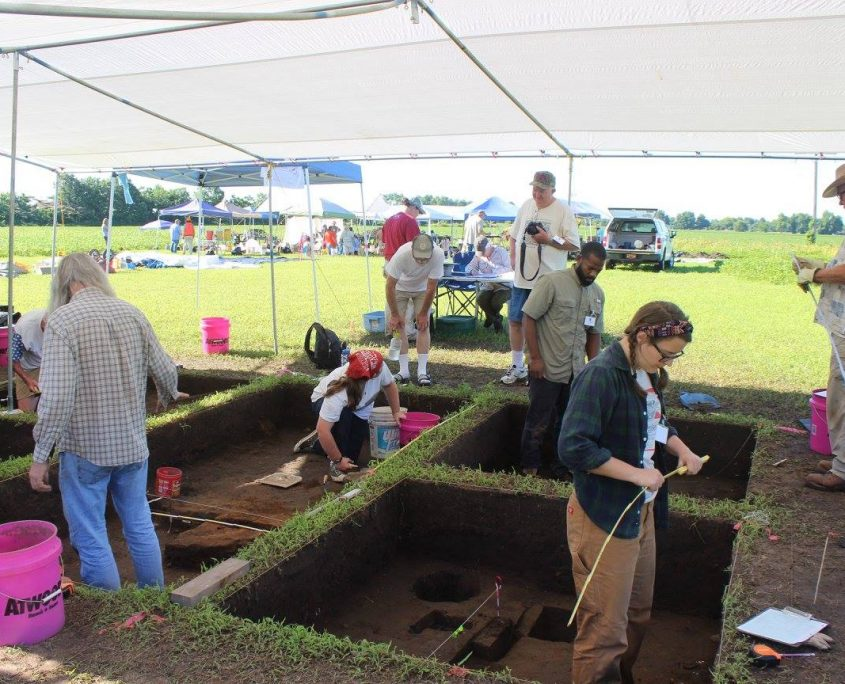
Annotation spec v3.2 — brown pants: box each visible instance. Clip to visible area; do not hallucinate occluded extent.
[567,493,655,684]
[827,333,845,479]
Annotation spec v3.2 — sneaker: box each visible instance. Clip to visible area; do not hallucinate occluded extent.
[483,317,493,329]
[804,471,845,492]
[393,372,410,385]
[293,429,319,454]
[501,365,528,385]
[328,460,346,483]
[417,373,432,387]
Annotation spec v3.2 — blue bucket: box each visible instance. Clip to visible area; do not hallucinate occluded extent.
[363,311,386,334]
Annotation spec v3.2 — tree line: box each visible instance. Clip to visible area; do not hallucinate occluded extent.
[659,209,843,235]
[3,176,843,236]
[1,175,268,227]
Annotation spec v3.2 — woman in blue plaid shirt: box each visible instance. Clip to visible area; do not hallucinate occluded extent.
[559,301,704,684]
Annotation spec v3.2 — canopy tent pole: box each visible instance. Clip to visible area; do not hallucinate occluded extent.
[267,165,279,354]
[105,173,115,273]
[360,181,372,310]
[305,168,320,321]
[195,188,203,307]
[567,156,573,204]
[50,171,60,276]
[5,52,19,413]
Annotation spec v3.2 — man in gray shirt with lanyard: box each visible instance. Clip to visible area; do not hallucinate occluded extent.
[520,242,607,475]
[503,171,580,384]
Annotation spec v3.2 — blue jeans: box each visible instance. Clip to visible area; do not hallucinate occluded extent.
[507,286,532,323]
[59,452,163,591]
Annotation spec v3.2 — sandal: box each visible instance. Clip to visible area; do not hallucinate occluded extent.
[416,373,432,387]
[393,372,410,385]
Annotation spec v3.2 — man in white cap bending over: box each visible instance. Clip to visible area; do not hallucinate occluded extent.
[385,234,445,386]
[797,163,845,492]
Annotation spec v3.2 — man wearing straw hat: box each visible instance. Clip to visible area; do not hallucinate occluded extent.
[796,164,845,492]
[28,253,188,590]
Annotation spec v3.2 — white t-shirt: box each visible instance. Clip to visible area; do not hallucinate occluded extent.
[14,308,47,371]
[311,362,395,422]
[509,198,579,289]
[636,370,661,503]
[384,240,445,292]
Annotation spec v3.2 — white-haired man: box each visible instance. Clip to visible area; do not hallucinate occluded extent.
[29,252,187,590]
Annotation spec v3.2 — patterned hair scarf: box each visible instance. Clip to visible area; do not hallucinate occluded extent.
[346,349,384,379]
[637,320,693,338]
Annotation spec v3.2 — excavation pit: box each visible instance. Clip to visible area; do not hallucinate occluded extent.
[434,403,755,500]
[0,382,465,585]
[223,480,733,683]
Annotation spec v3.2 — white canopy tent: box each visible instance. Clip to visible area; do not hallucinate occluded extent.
[4,1,845,411]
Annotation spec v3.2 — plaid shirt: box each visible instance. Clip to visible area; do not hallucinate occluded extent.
[558,341,677,539]
[33,287,178,465]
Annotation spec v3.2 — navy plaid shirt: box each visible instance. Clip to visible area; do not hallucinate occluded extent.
[558,341,677,539]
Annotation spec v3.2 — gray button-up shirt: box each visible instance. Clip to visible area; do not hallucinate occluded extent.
[33,287,178,465]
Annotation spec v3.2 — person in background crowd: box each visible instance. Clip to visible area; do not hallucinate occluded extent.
[383,197,426,357]
[101,218,109,246]
[182,216,195,254]
[466,238,512,333]
[559,301,703,683]
[29,252,188,591]
[463,210,486,252]
[502,171,580,385]
[11,308,47,412]
[169,218,182,253]
[294,350,403,483]
[520,242,606,476]
[385,234,444,386]
[796,162,845,492]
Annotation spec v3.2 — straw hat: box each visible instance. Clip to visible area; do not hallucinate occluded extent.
[822,164,845,198]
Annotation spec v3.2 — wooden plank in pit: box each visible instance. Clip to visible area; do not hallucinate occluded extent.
[170,557,250,607]
[258,472,302,488]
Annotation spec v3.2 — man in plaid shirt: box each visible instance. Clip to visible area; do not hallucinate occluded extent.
[29,253,187,591]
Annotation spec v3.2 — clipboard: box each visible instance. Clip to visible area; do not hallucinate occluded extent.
[737,607,828,647]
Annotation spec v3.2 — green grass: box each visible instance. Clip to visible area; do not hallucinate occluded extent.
[2,229,836,416]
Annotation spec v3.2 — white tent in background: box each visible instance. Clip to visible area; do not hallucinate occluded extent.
[215,200,263,220]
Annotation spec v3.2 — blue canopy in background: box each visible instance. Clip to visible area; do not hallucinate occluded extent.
[139,218,173,230]
[464,196,519,222]
[158,199,232,219]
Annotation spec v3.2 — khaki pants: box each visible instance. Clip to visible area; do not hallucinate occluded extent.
[567,493,655,684]
[13,367,40,401]
[827,333,845,479]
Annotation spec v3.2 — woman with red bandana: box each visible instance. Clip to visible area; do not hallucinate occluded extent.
[298,350,404,482]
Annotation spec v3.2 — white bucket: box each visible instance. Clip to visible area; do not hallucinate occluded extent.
[369,406,402,459]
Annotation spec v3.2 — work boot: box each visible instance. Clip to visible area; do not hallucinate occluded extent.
[805,471,845,492]
[483,316,493,328]
[817,460,833,473]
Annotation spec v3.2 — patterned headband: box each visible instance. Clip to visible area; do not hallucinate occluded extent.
[638,320,693,338]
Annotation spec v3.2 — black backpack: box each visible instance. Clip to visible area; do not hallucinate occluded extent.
[305,322,343,370]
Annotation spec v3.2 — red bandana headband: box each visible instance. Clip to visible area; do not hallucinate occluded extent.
[637,320,693,338]
[346,349,384,379]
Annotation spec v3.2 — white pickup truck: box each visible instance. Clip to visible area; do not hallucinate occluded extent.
[602,207,676,271]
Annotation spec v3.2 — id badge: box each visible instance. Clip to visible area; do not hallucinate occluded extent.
[584,314,597,327]
[655,424,669,444]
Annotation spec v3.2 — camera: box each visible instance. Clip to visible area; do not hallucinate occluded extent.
[525,221,544,236]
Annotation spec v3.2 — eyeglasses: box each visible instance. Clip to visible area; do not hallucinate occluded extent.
[651,340,684,362]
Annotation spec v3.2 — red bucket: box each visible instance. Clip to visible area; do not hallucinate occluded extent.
[155,467,182,498]
[399,411,441,446]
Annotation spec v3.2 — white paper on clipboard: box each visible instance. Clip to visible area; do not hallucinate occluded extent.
[737,607,828,647]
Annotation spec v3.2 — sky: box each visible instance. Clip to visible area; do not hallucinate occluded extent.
[2,155,841,222]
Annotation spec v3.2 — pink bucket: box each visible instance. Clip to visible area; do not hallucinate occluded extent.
[0,520,64,646]
[399,411,441,446]
[810,388,832,456]
[200,317,230,354]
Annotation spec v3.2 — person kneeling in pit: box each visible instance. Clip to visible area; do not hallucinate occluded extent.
[294,350,404,482]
